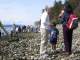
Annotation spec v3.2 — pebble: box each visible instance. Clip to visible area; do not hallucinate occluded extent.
[61,58,65,60]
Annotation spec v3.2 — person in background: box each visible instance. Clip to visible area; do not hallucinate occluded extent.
[40,6,50,59]
[18,26,22,33]
[0,30,1,38]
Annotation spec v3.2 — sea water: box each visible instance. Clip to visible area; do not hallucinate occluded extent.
[1,26,13,36]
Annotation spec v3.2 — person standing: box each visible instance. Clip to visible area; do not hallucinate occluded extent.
[40,6,50,59]
[0,29,1,38]
[49,23,59,52]
[59,3,77,55]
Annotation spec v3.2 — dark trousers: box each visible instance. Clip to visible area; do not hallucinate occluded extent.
[0,31,1,38]
[63,26,73,53]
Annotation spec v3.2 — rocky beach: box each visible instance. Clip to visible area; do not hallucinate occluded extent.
[0,23,80,60]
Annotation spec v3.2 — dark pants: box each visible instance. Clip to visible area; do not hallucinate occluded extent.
[63,26,73,54]
[0,31,1,38]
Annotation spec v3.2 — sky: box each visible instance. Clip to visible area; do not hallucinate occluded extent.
[0,0,65,25]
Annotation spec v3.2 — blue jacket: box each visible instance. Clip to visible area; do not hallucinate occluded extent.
[60,12,70,26]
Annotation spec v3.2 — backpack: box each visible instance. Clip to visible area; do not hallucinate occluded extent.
[66,14,78,29]
[50,30,57,41]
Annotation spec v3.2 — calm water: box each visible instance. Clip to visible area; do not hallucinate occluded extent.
[1,26,13,36]
[1,25,20,36]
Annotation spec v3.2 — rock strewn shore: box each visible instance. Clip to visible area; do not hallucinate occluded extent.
[0,23,80,60]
